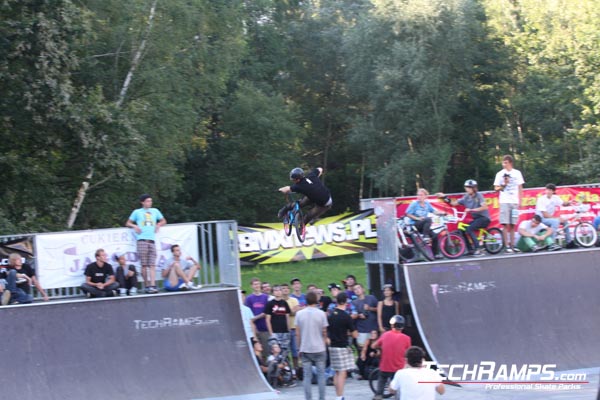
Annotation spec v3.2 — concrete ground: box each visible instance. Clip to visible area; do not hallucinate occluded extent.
[274,368,599,400]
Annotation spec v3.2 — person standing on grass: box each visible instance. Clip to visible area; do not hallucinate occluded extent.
[246,277,270,359]
[328,292,358,400]
[296,291,328,400]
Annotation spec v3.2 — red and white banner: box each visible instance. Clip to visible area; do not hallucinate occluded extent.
[395,185,600,229]
[35,224,198,289]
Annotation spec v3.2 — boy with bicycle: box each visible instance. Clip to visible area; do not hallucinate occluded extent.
[436,179,490,256]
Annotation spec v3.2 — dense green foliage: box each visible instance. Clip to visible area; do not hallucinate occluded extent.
[1,0,599,233]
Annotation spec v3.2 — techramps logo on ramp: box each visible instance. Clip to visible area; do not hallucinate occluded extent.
[133,316,220,330]
[423,361,589,391]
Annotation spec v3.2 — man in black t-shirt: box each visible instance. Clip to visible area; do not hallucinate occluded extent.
[278,167,333,225]
[265,285,292,359]
[80,248,119,298]
[328,292,358,400]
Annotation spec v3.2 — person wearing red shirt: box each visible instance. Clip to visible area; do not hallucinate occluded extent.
[370,315,411,400]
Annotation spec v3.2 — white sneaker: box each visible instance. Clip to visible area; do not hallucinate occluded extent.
[129,287,138,296]
[178,282,190,291]
[186,282,196,290]
[505,247,514,253]
[119,288,128,296]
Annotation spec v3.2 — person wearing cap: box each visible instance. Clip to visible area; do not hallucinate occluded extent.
[535,183,575,248]
[437,179,490,256]
[114,252,138,295]
[327,283,357,318]
[278,167,333,226]
[389,346,445,399]
[371,315,411,400]
[327,292,358,400]
[125,194,166,293]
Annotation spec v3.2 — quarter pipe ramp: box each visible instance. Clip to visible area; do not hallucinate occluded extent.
[1,287,276,400]
[404,248,600,370]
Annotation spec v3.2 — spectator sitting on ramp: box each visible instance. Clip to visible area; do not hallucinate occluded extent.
[114,253,138,296]
[161,244,201,291]
[516,214,561,252]
[371,315,412,400]
[389,346,445,400]
[80,248,120,298]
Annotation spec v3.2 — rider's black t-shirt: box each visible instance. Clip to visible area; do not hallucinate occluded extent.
[290,168,331,206]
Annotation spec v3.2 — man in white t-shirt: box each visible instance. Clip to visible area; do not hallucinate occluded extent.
[493,155,525,253]
[389,346,445,400]
[516,215,561,252]
[535,183,575,248]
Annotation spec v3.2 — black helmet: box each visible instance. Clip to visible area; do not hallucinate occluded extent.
[389,315,405,329]
[290,167,304,180]
[464,179,477,188]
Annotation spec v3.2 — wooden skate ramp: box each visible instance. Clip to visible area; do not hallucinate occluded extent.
[404,248,600,370]
[0,287,275,400]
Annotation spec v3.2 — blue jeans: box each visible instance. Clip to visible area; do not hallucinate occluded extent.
[5,269,33,304]
[465,216,490,251]
[301,351,326,400]
[593,216,600,231]
[541,217,571,242]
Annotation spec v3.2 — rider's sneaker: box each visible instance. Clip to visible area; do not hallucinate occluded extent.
[504,247,514,254]
[472,249,484,256]
[277,206,287,219]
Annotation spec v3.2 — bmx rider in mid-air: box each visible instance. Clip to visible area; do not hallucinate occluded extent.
[278,167,332,225]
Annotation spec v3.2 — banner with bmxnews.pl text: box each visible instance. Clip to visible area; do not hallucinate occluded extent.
[238,210,377,264]
[35,224,198,289]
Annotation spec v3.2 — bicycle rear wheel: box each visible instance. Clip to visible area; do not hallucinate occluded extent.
[368,368,393,398]
[409,232,435,261]
[293,210,306,242]
[483,227,505,254]
[438,231,466,259]
[574,222,597,247]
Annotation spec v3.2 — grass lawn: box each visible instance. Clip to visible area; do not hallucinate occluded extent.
[240,254,367,294]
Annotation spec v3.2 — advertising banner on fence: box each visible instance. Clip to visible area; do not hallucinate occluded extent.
[395,185,600,228]
[238,210,377,264]
[35,224,198,289]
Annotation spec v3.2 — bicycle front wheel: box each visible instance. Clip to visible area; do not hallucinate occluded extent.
[293,210,306,242]
[483,227,505,254]
[283,213,293,236]
[574,222,597,247]
[438,231,466,259]
[410,232,435,261]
